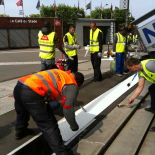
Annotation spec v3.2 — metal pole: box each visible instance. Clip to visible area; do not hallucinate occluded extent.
[40,0,41,17]
[125,0,130,27]
[22,0,24,17]
[100,2,102,19]
[90,0,92,18]
[125,0,130,59]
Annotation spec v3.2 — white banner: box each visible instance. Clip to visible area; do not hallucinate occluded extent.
[120,0,128,10]
[138,19,155,48]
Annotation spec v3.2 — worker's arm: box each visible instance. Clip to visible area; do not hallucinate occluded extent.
[98,31,103,53]
[62,84,79,131]
[54,33,69,58]
[128,78,145,104]
[113,34,117,52]
[64,35,80,49]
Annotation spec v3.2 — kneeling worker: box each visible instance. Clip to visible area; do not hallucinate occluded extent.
[14,69,84,155]
[63,24,80,72]
[126,58,155,131]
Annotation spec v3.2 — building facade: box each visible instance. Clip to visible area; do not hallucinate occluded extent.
[74,18,116,46]
[0,17,62,49]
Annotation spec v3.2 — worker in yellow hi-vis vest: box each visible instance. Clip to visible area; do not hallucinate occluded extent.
[38,21,69,71]
[113,27,128,77]
[63,25,81,72]
[90,22,103,82]
[125,58,155,131]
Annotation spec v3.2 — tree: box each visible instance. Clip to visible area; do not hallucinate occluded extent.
[0,14,9,17]
[29,14,40,18]
[91,7,101,19]
[40,4,85,24]
[102,8,111,19]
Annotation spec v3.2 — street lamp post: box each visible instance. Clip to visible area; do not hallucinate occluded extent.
[101,4,108,19]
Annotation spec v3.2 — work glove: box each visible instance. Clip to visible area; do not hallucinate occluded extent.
[73,45,81,49]
[97,52,102,58]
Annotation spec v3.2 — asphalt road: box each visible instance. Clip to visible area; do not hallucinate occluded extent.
[0,45,112,82]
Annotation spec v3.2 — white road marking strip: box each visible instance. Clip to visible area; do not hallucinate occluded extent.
[7,75,138,155]
[0,62,41,65]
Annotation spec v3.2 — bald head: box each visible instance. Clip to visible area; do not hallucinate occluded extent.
[90,22,97,32]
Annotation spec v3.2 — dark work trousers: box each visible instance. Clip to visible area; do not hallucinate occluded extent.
[148,84,155,111]
[91,52,102,81]
[14,82,67,155]
[41,58,58,71]
[71,55,78,73]
[116,52,125,74]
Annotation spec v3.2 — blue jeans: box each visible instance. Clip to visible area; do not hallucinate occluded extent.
[40,58,56,71]
[116,52,125,74]
[49,101,60,111]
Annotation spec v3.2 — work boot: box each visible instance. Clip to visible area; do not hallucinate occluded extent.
[115,74,122,77]
[15,128,34,140]
[145,107,155,114]
[150,126,155,132]
[123,72,128,75]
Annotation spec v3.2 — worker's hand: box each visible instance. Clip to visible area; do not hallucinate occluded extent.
[70,125,79,131]
[97,52,102,58]
[73,45,81,49]
[128,97,134,104]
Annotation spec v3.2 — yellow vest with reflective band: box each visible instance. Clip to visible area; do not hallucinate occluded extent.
[133,35,138,43]
[63,32,77,57]
[116,32,126,53]
[38,31,55,59]
[139,59,155,83]
[127,35,131,43]
[90,28,103,53]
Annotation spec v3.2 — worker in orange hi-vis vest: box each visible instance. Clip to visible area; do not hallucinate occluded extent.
[13,69,84,155]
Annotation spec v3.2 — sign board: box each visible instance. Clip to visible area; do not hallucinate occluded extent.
[138,19,155,48]
[55,19,61,26]
[120,0,128,10]
[19,10,24,15]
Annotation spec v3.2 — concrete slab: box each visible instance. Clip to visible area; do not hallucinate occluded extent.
[138,118,155,155]
[105,96,154,155]
[72,81,151,155]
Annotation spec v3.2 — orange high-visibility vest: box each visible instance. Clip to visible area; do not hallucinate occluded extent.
[19,69,77,100]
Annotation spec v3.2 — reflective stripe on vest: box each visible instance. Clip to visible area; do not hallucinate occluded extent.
[116,33,126,53]
[63,33,77,57]
[133,35,138,43]
[38,31,56,59]
[33,71,61,100]
[90,28,101,52]
[139,59,155,83]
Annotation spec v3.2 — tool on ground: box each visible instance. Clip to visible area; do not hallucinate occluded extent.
[80,106,87,112]
[118,103,127,107]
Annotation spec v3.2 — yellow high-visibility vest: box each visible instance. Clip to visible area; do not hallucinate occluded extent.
[63,32,77,57]
[90,28,103,53]
[116,32,126,53]
[38,31,55,59]
[139,59,155,83]
[133,35,138,43]
[127,35,131,43]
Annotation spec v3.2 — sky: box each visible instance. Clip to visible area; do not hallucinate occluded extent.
[0,0,155,27]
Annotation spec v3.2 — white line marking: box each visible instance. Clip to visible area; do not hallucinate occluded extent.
[0,61,40,65]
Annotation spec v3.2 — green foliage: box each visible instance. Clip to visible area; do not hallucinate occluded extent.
[0,14,9,17]
[29,14,40,18]
[91,7,101,19]
[40,4,85,24]
[102,8,111,19]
